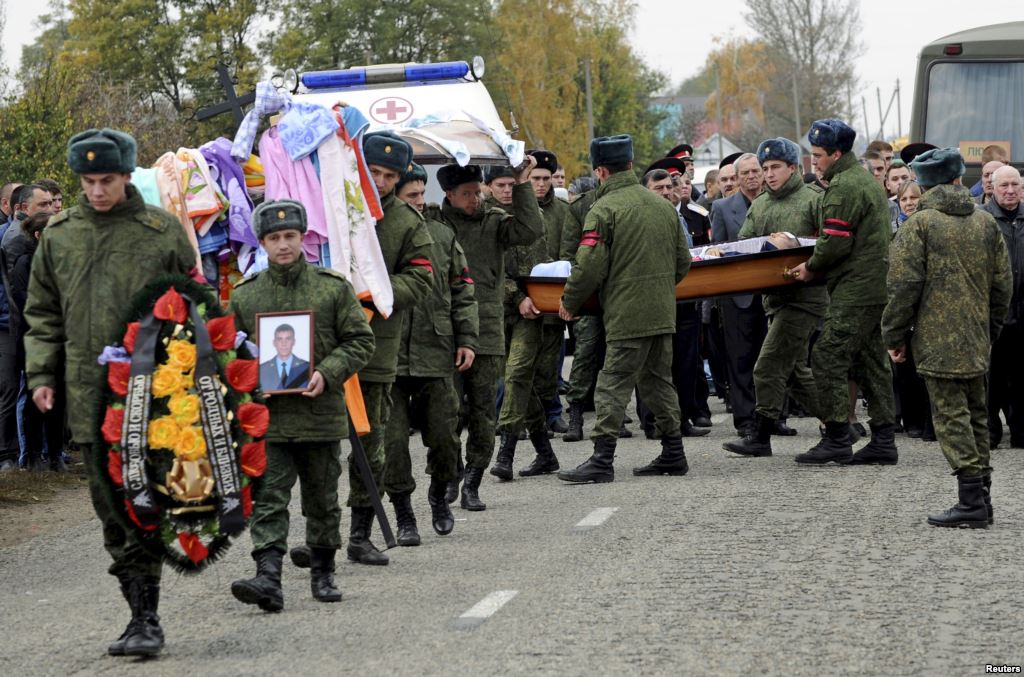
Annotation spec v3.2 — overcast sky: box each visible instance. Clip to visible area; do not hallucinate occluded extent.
[2,0,1020,140]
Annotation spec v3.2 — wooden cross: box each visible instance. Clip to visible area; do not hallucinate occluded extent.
[195,62,256,128]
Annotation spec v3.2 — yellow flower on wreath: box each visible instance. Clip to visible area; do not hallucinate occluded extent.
[152,363,186,398]
[166,340,197,371]
[168,391,201,426]
[149,416,182,451]
[175,426,207,461]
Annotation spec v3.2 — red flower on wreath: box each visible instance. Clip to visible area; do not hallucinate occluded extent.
[153,286,187,323]
[123,322,140,354]
[207,314,237,352]
[238,402,269,437]
[124,500,158,532]
[107,362,131,397]
[240,439,267,477]
[102,406,125,444]
[226,359,258,393]
[108,449,123,487]
[241,483,253,518]
[178,533,209,564]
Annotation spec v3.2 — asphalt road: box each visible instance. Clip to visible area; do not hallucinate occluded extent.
[2,401,1023,676]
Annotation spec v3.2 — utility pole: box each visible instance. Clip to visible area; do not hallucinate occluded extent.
[715,62,723,163]
[584,58,594,143]
[791,69,802,158]
[876,87,884,140]
[895,79,902,138]
[861,96,870,144]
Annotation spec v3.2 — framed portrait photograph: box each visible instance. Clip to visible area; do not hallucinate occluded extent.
[256,311,315,395]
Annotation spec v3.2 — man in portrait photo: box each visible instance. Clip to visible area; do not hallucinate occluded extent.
[260,323,311,391]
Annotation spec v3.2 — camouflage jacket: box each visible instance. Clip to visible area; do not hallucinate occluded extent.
[561,189,599,262]
[230,261,375,441]
[739,171,828,316]
[24,185,197,444]
[805,151,891,306]
[882,184,1012,378]
[438,182,543,356]
[361,191,434,383]
[396,216,478,378]
[562,171,691,341]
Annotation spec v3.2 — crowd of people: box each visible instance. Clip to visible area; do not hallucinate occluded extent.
[2,114,1021,658]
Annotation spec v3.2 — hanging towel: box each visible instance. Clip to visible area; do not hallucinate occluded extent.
[200,137,257,249]
[258,126,328,262]
[131,167,163,207]
[278,103,340,161]
[152,152,203,270]
[174,148,223,236]
[231,81,292,161]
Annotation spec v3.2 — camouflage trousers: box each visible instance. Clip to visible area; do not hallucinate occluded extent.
[498,317,562,435]
[754,306,822,420]
[924,375,991,477]
[565,315,604,405]
[81,444,163,579]
[383,375,460,496]
[812,304,896,425]
[458,354,503,469]
[251,441,343,553]
[594,335,681,440]
[347,380,391,508]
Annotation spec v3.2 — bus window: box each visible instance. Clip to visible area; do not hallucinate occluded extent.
[925,61,1024,158]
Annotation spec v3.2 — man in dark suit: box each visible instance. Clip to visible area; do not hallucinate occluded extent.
[260,323,311,390]
[710,153,769,436]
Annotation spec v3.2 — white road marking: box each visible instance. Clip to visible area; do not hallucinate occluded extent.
[455,590,518,629]
[575,507,619,528]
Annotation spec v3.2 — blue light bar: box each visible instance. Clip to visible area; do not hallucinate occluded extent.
[405,62,469,81]
[301,61,470,90]
[302,69,366,89]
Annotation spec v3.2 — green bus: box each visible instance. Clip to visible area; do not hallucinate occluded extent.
[910,21,1024,184]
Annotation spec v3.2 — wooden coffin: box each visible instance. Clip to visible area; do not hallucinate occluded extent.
[526,241,817,315]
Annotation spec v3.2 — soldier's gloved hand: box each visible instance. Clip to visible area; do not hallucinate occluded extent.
[455,346,476,372]
[33,386,55,413]
[302,371,327,398]
[519,297,541,320]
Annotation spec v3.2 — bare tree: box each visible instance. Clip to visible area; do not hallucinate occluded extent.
[744,0,863,137]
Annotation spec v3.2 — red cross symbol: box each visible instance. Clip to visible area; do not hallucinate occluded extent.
[370,97,413,124]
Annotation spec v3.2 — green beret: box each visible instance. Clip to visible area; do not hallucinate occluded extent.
[396,162,428,194]
[590,135,633,169]
[437,164,483,191]
[252,200,308,240]
[910,147,965,188]
[364,131,413,173]
[484,165,515,184]
[67,128,137,175]
[528,149,558,174]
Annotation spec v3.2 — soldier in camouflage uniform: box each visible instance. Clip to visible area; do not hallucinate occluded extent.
[382,164,478,544]
[883,148,1012,528]
[724,137,827,457]
[25,129,199,657]
[345,132,434,563]
[790,119,898,465]
[557,135,692,484]
[493,150,577,480]
[436,158,543,509]
[230,200,375,610]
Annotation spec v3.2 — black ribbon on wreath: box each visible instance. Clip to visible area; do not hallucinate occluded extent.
[120,313,164,530]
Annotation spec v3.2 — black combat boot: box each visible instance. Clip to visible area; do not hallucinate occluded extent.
[557,436,616,483]
[549,415,569,434]
[445,458,463,504]
[634,434,689,476]
[390,491,421,546]
[850,422,899,464]
[289,544,311,569]
[427,476,455,535]
[983,474,994,524]
[927,474,989,529]
[794,421,855,464]
[520,428,560,476]
[460,466,487,511]
[347,507,390,565]
[563,402,585,442]
[122,576,165,657]
[618,420,633,438]
[723,413,774,457]
[231,549,285,611]
[490,431,517,481]
[107,576,133,656]
[309,547,343,602]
